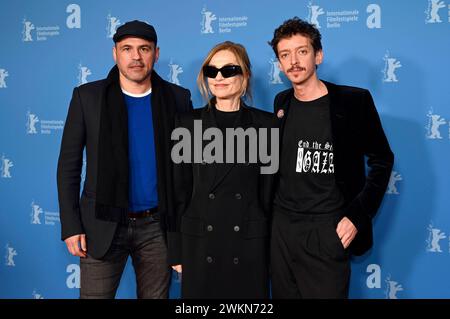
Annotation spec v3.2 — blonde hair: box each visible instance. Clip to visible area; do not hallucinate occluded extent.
[197,41,252,105]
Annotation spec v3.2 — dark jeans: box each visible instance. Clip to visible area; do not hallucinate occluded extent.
[270,208,350,299]
[80,213,170,299]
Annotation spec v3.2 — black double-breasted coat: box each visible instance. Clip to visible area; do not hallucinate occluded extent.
[168,104,277,298]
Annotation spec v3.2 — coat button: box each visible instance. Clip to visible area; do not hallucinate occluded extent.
[206,256,213,263]
[234,226,240,232]
[233,257,239,264]
[235,193,242,199]
[207,225,213,232]
[209,193,215,199]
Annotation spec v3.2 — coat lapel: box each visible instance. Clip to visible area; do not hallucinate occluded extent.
[274,89,293,157]
[275,89,292,136]
[323,80,346,183]
[150,71,177,213]
[199,106,219,191]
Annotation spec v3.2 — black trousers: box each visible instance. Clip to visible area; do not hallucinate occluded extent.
[270,208,350,299]
[80,213,170,299]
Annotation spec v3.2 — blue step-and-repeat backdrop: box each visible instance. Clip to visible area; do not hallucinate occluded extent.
[0,0,449,299]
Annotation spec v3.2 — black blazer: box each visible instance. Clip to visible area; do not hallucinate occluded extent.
[274,81,394,256]
[57,66,192,259]
[168,104,277,298]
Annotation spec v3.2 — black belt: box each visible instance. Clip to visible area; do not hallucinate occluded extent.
[127,206,159,219]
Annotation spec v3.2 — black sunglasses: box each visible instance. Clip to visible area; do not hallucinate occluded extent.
[203,65,243,78]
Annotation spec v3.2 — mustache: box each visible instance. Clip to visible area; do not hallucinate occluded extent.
[287,66,306,72]
[128,61,144,67]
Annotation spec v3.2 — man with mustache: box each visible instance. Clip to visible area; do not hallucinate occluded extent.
[57,20,192,298]
[268,17,393,298]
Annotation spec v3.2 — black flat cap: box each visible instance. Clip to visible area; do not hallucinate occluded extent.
[113,20,157,44]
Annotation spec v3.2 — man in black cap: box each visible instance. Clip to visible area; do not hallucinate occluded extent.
[57,20,192,298]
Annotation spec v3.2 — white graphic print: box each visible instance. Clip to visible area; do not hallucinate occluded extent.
[296,140,334,174]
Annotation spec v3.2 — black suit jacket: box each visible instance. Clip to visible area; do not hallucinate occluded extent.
[274,81,394,256]
[57,66,192,259]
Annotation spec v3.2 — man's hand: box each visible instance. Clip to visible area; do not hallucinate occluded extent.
[64,234,87,258]
[336,217,358,249]
[172,265,182,273]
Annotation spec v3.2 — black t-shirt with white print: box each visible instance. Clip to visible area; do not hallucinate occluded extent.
[274,94,345,214]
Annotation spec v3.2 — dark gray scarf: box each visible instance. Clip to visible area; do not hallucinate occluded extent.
[95,66,171,223]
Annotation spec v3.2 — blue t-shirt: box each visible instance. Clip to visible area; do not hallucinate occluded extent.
[123,88,158,212]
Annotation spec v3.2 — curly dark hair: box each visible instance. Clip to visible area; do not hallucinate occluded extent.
[269,17,322,58]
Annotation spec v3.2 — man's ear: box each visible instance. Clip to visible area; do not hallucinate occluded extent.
[154,46,160,63]
[112,45,117,63]
[315,49,323,66]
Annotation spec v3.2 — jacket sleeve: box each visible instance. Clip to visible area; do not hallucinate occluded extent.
[186,91,193,113]
[344,90,394,231]
[259,114,279,217]
[57,87,86,240]
[167,114,193,266]
[273,91,282,114]
[175,87,193,114]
